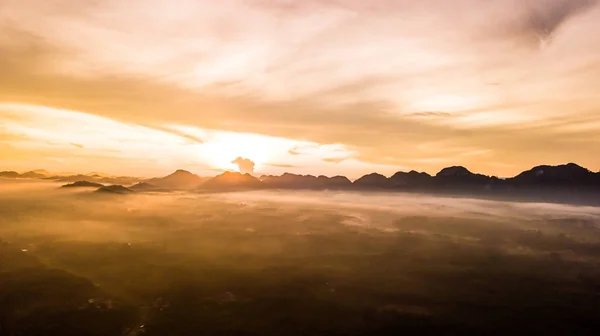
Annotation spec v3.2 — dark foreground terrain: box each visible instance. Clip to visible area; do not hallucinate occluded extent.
[1,180,600,335]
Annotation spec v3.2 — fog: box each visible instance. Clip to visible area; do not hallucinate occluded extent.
[4,179,599,246]
[2,179,600,335]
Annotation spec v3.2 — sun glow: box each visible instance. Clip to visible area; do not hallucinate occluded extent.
[0,103,395,178]
[201,134,275,172]
[166,125,299,173]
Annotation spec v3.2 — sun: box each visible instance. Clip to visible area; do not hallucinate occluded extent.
[199,132,274,172]
[166,125,301,173]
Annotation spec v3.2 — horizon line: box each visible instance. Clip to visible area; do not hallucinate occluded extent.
[2,162,598,182]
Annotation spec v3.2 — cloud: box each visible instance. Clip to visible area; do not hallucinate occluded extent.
[231,157,256,175]
[504,0,598,47]
[147,125,204,144]
[408,111,454,118]
[267,163,299,168]
[70,142,84,148]
[287,144,324,156]
[2,1,600,177]
[322,157,349,164]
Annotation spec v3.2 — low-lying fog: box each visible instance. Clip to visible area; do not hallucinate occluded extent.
[2,179,599,246]
[2,178,600,335]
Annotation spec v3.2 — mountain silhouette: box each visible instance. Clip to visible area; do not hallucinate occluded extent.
[349,163,599,205]
[433,166,494,189]
[146,170,207,190]
[17,170,48,179]
[53,174,140,185]
[436,166,473,177]
[0,171,20,178]
[389,171,433,188]
[509,163,599,185]
[86,172,112,178]
[56,174,98,182]
[260,173,352,189]
[261,173,318,188]
[95,185,135,195]
[318,175,353,188]
[353,173,389,188]
[353,166,497,191]
[30,169,52,176]
[3,163,600,205]
[130,182,161,192]
[0,170,49,179]
[203,171,262,190]
[97,176,141,185]
[61,181,105,188]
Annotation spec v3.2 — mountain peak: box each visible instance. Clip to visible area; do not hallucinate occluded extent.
[565,163,588,171]
[146,169,206,190]
[353,172,389,188]
[61,181,104,188]
[171,169,194,176]
[203,171,262,189]
[31,169,51,175]
[362,173,387,178]
[95,185,135,195]
[390,170,433,187]
[130,182,159,191]
[512,163,595,184]
[436,166,472,177]
[391,170,432,178]
[218,171,253,178]
[0,171,20,178]
[260,173,349,189]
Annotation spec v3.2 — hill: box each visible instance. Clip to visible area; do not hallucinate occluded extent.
[0,171,20,178]
[389,171,433,188]
[130,182,161,192]
[202,172,263,190]
[509,163,600,186]
[146,170,207,190]
[353,173,389,188]
[95,185,135,195]
[4,163,600,205]
[61,181,105,188]
[260,173,352,189]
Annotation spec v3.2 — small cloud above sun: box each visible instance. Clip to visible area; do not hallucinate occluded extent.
[231,157,255,175]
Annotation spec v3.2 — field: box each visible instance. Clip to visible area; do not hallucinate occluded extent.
[2,179,600,335]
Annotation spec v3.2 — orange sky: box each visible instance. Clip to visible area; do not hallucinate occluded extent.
[1,0,600,178]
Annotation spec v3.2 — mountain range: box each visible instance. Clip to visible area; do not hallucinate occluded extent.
[145,169,207,190]
[3,163,600,205]
[0,170,142,185]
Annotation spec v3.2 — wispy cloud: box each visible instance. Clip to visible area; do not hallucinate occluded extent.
[267,163,299,168]
[515,0,598,47]
[143,124,205,144]
[323,157,350,164]
[1,0,600,176]
[408,111,454,118]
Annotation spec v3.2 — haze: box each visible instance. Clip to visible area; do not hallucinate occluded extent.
[2,180,600,334]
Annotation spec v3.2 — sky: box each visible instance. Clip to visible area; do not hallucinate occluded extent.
[1,0,600,178]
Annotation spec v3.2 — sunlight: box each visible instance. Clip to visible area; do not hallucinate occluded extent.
[200,134,274,172]
[0,103,394,177]
[167,125,298,172]
[0,103,210,175]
